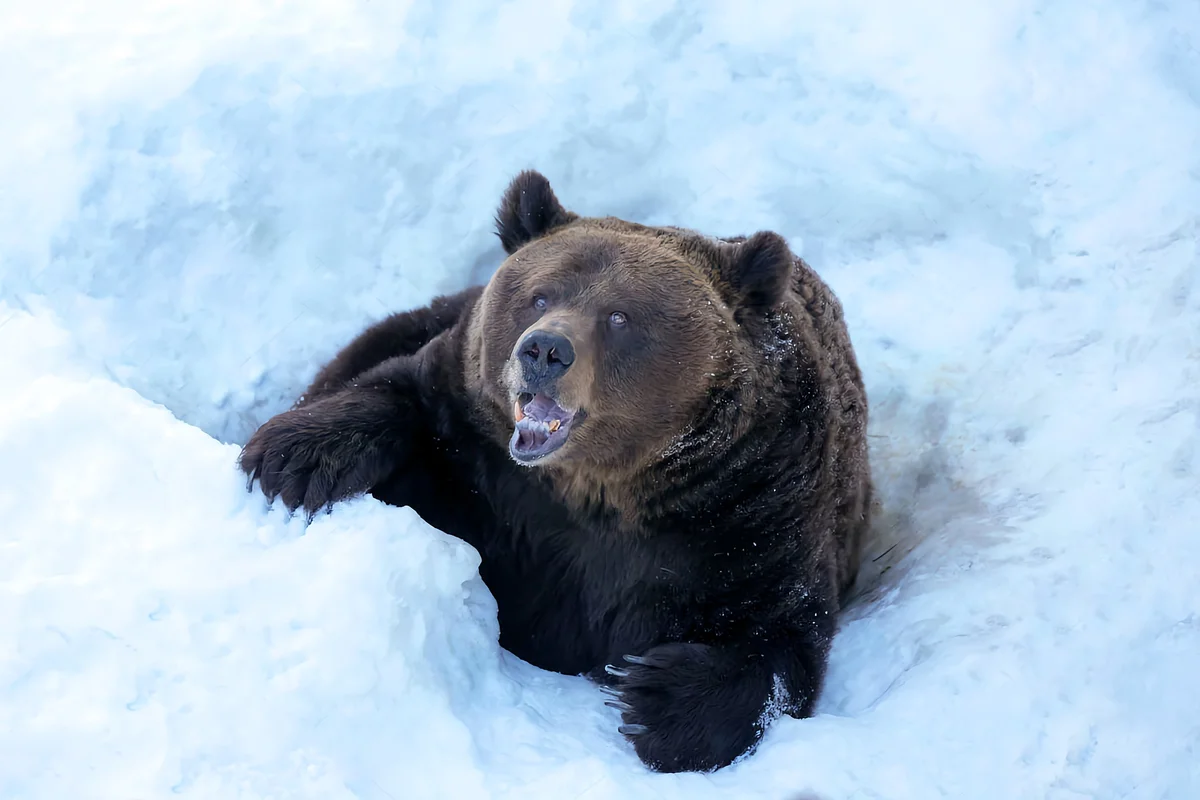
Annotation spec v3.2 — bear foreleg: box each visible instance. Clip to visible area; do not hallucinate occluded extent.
[239,356,426,519]
[296,286,482,407]
[599,629,830,773]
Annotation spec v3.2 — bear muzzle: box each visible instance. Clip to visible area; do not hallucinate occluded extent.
[505,329,586,464]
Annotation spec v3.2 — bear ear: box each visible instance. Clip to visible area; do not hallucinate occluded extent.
[719,231,795,311]
[494,170,578,255]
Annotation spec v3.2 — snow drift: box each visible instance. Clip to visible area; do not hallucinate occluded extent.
[1,0,1198,797]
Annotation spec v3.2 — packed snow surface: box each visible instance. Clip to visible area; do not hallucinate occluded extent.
[1,1,1198,798]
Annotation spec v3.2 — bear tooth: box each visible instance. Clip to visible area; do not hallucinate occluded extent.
[514,400,525,422]
[548,419,561,433]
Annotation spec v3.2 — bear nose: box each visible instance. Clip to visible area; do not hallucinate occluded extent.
[519,330,575,385]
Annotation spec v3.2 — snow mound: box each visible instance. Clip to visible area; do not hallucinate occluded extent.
[2,0,1199,797]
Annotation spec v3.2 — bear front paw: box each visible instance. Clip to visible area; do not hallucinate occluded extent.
[601,642,771,773]
[238,407,394,518]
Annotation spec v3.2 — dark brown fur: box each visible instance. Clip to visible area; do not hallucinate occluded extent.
[238,170,872,773]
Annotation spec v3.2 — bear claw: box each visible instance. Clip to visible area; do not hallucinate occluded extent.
[622,654,651,665]
[605,699,633,712]
[618,724,649,736]
[604,664,630,678]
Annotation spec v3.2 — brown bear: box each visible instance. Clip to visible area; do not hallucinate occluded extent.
[238,170,872,773]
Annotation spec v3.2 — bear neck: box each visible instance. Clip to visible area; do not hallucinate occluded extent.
[539,326,791,533]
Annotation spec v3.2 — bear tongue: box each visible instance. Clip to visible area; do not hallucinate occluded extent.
[516,426,549,451]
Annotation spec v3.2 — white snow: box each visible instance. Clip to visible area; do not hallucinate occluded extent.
[1,0,1198,797]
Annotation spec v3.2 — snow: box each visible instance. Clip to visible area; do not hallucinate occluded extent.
[1,0,1198,797]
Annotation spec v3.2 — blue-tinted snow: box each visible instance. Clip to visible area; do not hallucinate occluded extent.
[1,1,1198,797]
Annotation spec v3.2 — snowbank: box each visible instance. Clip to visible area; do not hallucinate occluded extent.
[1,0,1197,797]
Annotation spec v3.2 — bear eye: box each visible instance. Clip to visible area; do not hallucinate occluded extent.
[609,311,628,327]
[533,295,548,311]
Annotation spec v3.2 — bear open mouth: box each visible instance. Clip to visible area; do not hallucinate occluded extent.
[509,392,576,463]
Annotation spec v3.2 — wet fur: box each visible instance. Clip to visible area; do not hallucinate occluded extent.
[239,171,872,773]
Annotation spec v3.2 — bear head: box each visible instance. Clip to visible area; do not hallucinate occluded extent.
[468,170,798,475]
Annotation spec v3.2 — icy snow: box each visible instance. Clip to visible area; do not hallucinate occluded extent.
[1,0,1198,797]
